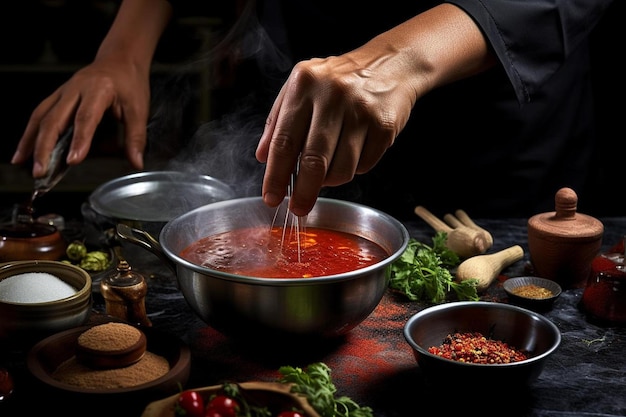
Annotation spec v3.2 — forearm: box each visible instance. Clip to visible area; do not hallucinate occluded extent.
[94,0,173,72]
[350,4,495,103]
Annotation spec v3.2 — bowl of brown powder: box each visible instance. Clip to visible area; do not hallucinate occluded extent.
[26,321,191,402]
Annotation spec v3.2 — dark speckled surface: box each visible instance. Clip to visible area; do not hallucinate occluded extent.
[2,209,625,417]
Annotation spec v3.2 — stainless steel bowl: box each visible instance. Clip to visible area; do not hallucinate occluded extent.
[404,301,561,388]
[118,197,410,339]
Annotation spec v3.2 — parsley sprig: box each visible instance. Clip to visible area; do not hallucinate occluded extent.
[278,362,373,417]
[388,232,479,303]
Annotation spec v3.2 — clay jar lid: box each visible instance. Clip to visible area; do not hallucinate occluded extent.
[527,187,603,289]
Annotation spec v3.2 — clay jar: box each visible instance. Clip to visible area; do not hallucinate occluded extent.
[0,222,66,262]
[527,187,603,289]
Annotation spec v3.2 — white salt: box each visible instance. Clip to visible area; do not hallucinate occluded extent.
[0,272,77,303]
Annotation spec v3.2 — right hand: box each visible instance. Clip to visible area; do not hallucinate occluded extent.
[11,57,151,177]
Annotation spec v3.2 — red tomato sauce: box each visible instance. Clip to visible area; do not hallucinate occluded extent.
[179,226,389,278]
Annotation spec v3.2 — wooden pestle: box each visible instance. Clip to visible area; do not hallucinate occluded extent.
[414,206,490,258]
[444,209,494,248]
[456,245,524,292]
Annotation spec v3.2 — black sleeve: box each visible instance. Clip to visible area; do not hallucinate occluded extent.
[447,0,615,103]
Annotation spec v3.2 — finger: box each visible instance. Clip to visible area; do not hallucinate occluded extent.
[261,83,311,209]
[354,119,395,175]
[12,100,53,166]
[256,85,285,163]
[122,119,147,170]
[66,88,117,166]
[323,110,367,187]
[288,76,354,215]
[30,94,81,177]
[115,99,149,171]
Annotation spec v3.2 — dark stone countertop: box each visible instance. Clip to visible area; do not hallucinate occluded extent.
[1,210,625,417]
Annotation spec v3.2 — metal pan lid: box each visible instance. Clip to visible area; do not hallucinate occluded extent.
[88,171,236,223]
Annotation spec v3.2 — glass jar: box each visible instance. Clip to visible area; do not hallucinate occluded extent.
[580,237,626,325]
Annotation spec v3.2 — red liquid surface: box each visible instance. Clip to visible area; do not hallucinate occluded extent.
[179,226,388,278]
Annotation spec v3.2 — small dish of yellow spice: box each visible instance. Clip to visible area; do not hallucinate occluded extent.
[503,276,562,312]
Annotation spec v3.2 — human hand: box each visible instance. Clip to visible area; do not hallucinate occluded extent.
[11,58,151,177]
[255,46,418,217]
[255,4,493,217]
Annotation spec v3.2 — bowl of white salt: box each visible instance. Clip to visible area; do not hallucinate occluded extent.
[0,260,92,343]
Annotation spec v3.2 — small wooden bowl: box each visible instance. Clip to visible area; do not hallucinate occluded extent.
[141,381,321,417]
[503,276,562,312]
[75,323,148,369]
[26,323,190,404]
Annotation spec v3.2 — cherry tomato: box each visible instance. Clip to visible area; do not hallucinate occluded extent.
[277,412,305,417]
[176,390,205,417]
[0,368,14,402]
[205,395,239,417]
[204,410,224,417]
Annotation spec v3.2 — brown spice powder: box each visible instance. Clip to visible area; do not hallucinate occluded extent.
[77,322,142,351]
[52,351,170,389]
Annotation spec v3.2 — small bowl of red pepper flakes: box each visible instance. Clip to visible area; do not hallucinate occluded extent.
[503,276,562,312]
[403,301,561,389]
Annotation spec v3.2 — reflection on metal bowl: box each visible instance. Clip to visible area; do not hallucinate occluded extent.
[117,197,410,340]
[87,171,237,236]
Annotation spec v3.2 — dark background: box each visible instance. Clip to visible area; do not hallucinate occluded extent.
[0,0,623,221]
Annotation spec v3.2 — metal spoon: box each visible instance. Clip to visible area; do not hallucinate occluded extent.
[32,126,74,203]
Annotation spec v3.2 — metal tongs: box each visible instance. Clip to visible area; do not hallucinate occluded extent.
[32,126,74,203]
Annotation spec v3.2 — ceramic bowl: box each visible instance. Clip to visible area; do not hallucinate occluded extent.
[26,323,191,409]
[0,260,92,343]
[503,276,562,311]
[141,381,321,417]
[403,301,561,389]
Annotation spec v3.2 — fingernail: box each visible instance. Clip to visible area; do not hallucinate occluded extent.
[263,192,282,207]
[33,161,44,177]
[10,151,20,164]
[67,150,78,164]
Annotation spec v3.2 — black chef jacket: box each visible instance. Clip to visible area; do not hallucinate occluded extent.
[167,0,617,220]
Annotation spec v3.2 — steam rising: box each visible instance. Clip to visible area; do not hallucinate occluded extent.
[146,1,292,199]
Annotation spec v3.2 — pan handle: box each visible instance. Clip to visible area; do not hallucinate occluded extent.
[115,223,177,274]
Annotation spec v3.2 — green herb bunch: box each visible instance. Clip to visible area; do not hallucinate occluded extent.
[388,232,479,303]
[279,362,373,417]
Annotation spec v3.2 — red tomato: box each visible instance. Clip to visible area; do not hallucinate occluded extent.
[203,410,224,417]
[176,390,205,417]
[205,395,239,417]
[277,412,305,417]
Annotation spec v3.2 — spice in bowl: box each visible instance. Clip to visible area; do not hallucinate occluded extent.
[75,322,148,369]
[52,323,169,390]
[510,284,554,299]
[428,331,528,364]
[503,276,562,311]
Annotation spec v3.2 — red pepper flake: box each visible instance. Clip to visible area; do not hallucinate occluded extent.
[428,332,528,364]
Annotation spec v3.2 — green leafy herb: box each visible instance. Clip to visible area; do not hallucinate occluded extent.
[387,232,479,303]
[278,362,373,417]
[221,383,273,417]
